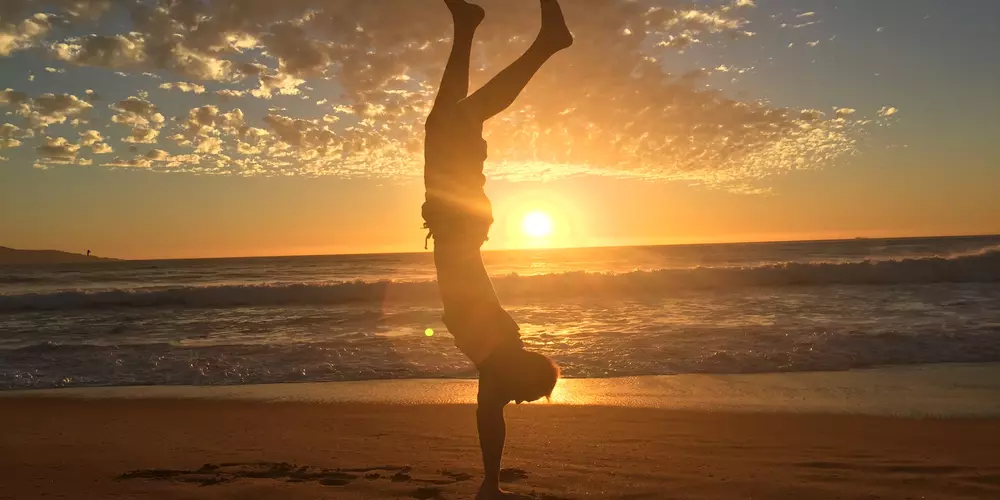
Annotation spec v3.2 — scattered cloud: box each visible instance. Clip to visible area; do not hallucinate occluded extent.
[215,89,247,100]
[50,33,147,69]
[122,127,159,144]
[20,93,94,129]
[878,106,899,117]
[79,129,112,154]
[146,148,169,161]
[800,109,825,121]
[0,13,53,56]
[0,0,885,189]
[36,136,80,162]
[110,96,164,145]
[0,123,23,149]
[0,88,28,105]
[835,108,857,118]
[159,82,207,94]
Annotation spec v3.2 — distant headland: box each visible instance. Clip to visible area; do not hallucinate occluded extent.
[0,247,120,265]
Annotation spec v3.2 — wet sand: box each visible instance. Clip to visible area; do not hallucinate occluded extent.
[2,397,999,499]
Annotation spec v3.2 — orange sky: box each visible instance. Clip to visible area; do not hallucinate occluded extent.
[1,0,999,259]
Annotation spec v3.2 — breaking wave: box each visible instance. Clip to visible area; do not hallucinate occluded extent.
[2,249,999,312]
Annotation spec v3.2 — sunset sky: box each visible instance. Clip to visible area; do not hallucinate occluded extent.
[1,0,998,260]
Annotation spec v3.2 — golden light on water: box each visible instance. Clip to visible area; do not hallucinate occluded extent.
[522,211,554,239]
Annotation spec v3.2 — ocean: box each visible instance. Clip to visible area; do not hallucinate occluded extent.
[1,235,999,390]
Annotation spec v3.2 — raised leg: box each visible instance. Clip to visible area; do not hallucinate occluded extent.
[460,0,573,122]
[434,0,486,108]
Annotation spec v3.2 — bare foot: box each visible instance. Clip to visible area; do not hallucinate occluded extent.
[538,0,574,52]
[445,0,486,30]
[476,483,523,500]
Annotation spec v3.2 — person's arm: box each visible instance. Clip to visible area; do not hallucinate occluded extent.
[477,399,506,494]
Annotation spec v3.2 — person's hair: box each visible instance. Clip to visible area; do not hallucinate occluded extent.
[501,349,560,403]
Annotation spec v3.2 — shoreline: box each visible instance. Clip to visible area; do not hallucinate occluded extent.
[5,363,1000,418]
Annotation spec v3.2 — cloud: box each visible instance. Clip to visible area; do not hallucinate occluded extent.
[79,129,112,153]
[36,136,81,161]
[181,105,245,137]
[878,106,898,117]
[0,0,879,187]
[263,114,338,150]
[0,89,28,105]
[50,34,147,68]
[674,9,746,32]
[159,82,206,94]
[103,156,152,168]
[657,33,699,50]
[250,72,305,99]
[0,13,53,56]
[121,127,159,144]
[785,20,820,29]
[262,22,331,77]
[22,93,94,129]
[195,136,223,154]
[50,32,234,81]
[146,148,169,160]
[110,96,164,144]
[215,89,246,100]
[799,109,825,121]
[111,97,164,128]
[61,0,113,19]
[0,123,23,148]
[835,108,857,118]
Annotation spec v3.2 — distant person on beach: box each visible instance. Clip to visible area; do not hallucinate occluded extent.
[423,0,572,498]
[86,250,91,257]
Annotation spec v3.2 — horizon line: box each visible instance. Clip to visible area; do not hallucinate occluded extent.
[19,231,998,263]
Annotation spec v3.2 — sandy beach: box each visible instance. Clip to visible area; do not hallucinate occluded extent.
[3,376,1000,500]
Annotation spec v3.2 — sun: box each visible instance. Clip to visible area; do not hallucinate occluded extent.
[522,211,554,238]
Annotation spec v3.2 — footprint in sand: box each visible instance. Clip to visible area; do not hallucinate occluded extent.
[118,462,480,489]
[499,467,530,482]
[120,462,386,487]
[412,486,445,499]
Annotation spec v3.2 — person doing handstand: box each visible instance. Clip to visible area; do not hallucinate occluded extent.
[422,0,573,498]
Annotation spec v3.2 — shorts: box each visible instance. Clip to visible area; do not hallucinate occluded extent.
[422,200,492,248]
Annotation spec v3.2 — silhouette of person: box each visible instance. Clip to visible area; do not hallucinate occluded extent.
[86,250,91,257]
[422,1,572,498]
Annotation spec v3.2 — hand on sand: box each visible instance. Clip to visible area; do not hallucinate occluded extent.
[445,0,486,30]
